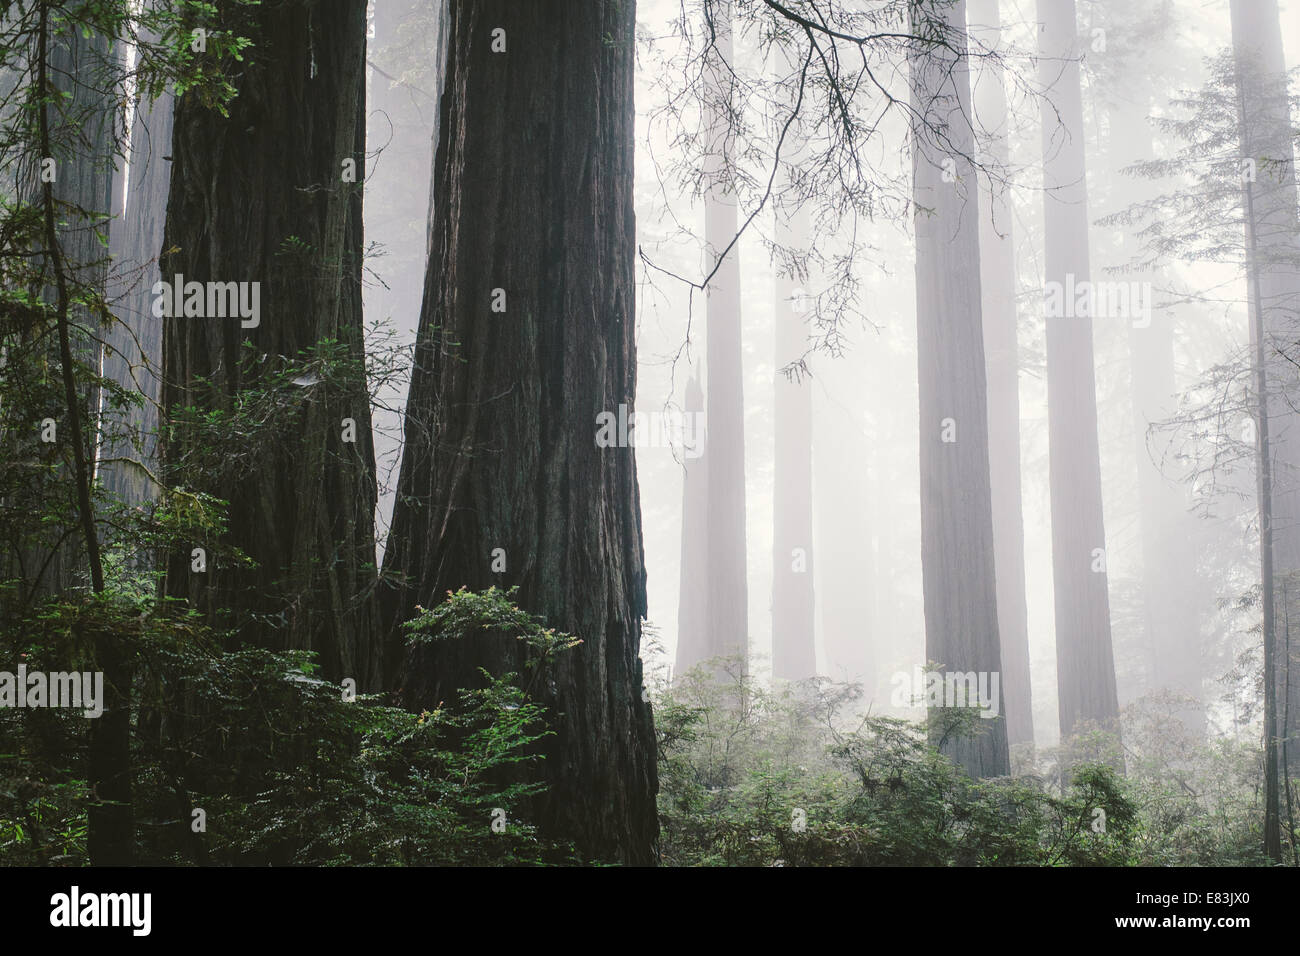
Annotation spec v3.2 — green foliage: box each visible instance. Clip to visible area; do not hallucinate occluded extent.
[0,588,574,866]
[403,585,581,659]
[652,661,1263,867]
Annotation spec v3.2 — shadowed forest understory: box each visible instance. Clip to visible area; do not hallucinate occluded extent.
[1,0,1300,874]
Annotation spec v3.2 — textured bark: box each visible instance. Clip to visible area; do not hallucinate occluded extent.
[379,0,657,864]
[2,20,114,603]
[1230,0,1300,777]
[35,9,128,865]
[1037,0,1120,744]
[772,203,815,682]
[968,0,1034,748]
[911,0,1010,779]
[702,0,750,672]
[161,0,381,690]
[676,372,711,678]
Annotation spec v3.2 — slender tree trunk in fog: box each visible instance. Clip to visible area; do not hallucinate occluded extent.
[677,373,711,678]
[910,0,1009,779]
[1247,181,1283,862]
[814,382,875,689]
[772,105,815,682]
[968,0,1034,749]
[162,0,381,690]
[103,70,172,513]
[1037,0,1120,746]
[702,0,750,672]
[379,0,658,864]
[1230,0,1300,779]
[1107,100,1204,737]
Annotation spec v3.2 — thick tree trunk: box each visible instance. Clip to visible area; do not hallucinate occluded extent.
[379,0,657,864]
[1037,0,1120,746]
[161,0,381,690]
[968,0,1034,749]
[1230,0,1300,779]
[910,0,1010,779]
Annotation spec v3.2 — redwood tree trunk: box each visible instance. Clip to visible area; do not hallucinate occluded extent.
[911,0,1010,779]
[702,0,750,672]
[1037,0,1120,746]
[1230,0,1300,778]
[676,372,711,679]
[379,0,658,865]
[161,0,381,690]
[968,0,1034,750]
[772,106,815,682]
[103,73,171,512]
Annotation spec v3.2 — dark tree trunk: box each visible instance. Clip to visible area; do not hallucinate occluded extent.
[910,0,1010,779]
[379,0,657,865]
[1037,0,1120,747]
[161,0,381,690]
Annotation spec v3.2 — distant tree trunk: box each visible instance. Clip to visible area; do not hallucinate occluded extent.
[813,372,875,689]
[968,0,1034,749]
[5,15,114,604]
[1246,180,1283,863]
[702,0,750,672]
[676,372,711,677]
[1106,99,1205,736]
[161,0,382,690]
[30,5,130,867]
[378,0,657,864]
[1230,0,1300,783]
[1037,0,1120,746]
[910,0,1009,779]
[102,72,172,513]
[1231,0,1297,858]
[1130,313,1204,727]
[772,95,815,682]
